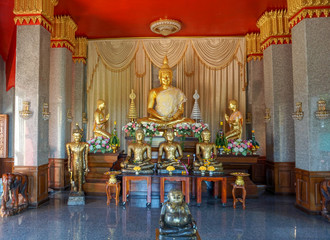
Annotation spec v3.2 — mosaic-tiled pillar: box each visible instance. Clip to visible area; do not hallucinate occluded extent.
[71,37,87,139]
[48,16,77,189]
[288,0,330,212]
[257,10,295,193]
[12,0,58,206]
[246,33,266,156]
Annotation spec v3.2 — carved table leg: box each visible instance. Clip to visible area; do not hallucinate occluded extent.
[160,177,165,204]
[242,186,247,210]
[185,178,190,204]
[192,178,196,198]
[197,178,202,206]
[232,186,236,209]
[214,181,219,199]
[116,182,121,206]
[222,178,227,206]
[146,177,152,207]
[122,177,127,205]
[106,183,111,206]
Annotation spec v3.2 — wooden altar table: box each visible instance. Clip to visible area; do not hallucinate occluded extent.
[122,174,152,207]
[196,175,228,206]
[159,175,190,204]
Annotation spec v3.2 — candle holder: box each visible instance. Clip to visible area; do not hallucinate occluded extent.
[42,103,50,121]
[264,108,271,122]
[19,101,33,120]
[315,99,329,120]
[292,102,304,121]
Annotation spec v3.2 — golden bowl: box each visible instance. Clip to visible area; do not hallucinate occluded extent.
[230,172,250,186]
[104,171,121,184]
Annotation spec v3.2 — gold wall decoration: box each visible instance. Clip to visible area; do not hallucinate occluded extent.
[264,108,271,122]
[19,101,33,120]
[13,0,59,32]
[245,33,263,62]
[315,99,330,120]
[73,37,88,64]
[256,10,291,51]
[292,102,304,121]
[51,16,78,53]
[287,0,330,29]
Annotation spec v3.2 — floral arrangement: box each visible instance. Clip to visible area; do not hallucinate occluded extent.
[251,130,260,154]
[133,166,141,172]
[141,122,159,137]
[174,123,192,137]
[109,121,120,147]
[166,166,175,172]
[199,166,207,171]
[216,122,228,149]
[122,121,138,137]
[227,139,253,156]
[191,122,209,142]
[207,166,215,172]
[88,136,112,154]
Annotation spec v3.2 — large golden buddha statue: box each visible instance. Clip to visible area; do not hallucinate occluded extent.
[224,99,243,140]
[193,129,223,173]
[138,56,194,127]
[120,129,154,174]
[157,128,187,172]
[93,99,111,139]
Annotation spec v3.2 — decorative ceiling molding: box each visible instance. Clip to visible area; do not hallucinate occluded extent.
[51,16,78,53]
[245,33,263,62]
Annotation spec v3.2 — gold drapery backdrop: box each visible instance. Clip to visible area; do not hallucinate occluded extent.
[87,37,246,150]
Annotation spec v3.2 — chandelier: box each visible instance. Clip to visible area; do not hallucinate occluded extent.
[150,19,181,36]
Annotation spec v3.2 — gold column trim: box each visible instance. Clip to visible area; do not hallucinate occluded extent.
[245,33,263,62]
[256,9,291,51]
[73,37,88,64]
[13,0,58,32]
[51,16,78,53]
[287,0,330,28]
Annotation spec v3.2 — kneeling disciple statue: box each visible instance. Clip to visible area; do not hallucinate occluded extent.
[93,99,111,139]
[158,128,187,173]
[193,129,223,174]
[120,129,154,174]
[66,124,89,205]
[224,99,243,141]
[138,56,195,127]
[159,189,197,240]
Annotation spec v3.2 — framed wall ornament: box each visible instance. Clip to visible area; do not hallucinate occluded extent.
[0,114,9,158]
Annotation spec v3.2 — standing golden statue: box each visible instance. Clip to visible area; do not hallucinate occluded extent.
[193,129,223,173]
[138,56,194,127]
[120,129,154,174]
[159,189,197,239]
[157,128,186,171]
[225,99,243,140]
[93,99,111,139]
[66,124,89,194]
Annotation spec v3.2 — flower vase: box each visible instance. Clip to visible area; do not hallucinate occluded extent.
[201,171,205,176]
[135,171,139,175]
[169,171,173,176]
[209,171,213,176]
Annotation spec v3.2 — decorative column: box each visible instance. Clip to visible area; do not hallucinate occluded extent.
[71,37,87,138]
[257,10,295,194]
[288,0,330,213]
[13,0,58,206]
[48,16,77,190]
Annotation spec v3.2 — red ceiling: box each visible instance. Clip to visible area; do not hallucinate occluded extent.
[0,0,287,61]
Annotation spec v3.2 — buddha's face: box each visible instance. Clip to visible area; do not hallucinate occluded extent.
[159,72,172,87]
[165,131,174,142]
[168,191,183,204]
[98,101,105,110]
[136,131,145,141]
[202,131,211,142]
[73,133,82,143]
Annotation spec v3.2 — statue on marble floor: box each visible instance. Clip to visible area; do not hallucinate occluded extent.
[157,128,187,172]
[224,99,243,140]
[193,129,223,173]
[120,128,154,174]
[159,189,197,240]
[93,99,111,139]
[66,124,89,195]
[138,56,195,127]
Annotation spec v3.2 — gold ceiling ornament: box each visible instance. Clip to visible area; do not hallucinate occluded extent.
[51,16,78,53]
[245,33,263,62]
[150,19,181,36]
[256,9,291,51]
[13,0,59,32]
[73,37,88,64]
[287,0,330,29]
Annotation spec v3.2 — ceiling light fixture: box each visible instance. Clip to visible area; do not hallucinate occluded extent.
[150,18,181,36]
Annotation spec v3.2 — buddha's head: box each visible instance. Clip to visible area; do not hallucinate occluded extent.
[159,56,173,87]
[228,99,238,111]
[164,128,175,143]
[97,99,106,110]
[72,123,83,143]
[168,189,184,204]
[201,129,211,142]
[135,128,145,142]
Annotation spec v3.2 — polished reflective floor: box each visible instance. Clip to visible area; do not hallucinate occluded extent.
[0,191,329,240]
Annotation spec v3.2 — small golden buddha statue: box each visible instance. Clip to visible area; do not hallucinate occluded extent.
[138,56,195,127]
[120,129,154,174]
[159,189,197,239]
[66,124,90,194]
[225,99,243,140]
[157,128,186,171]
[193,129,223,173]
[93,99,111,139]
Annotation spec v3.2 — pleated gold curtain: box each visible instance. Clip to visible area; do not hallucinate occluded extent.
[87,37,246,150]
